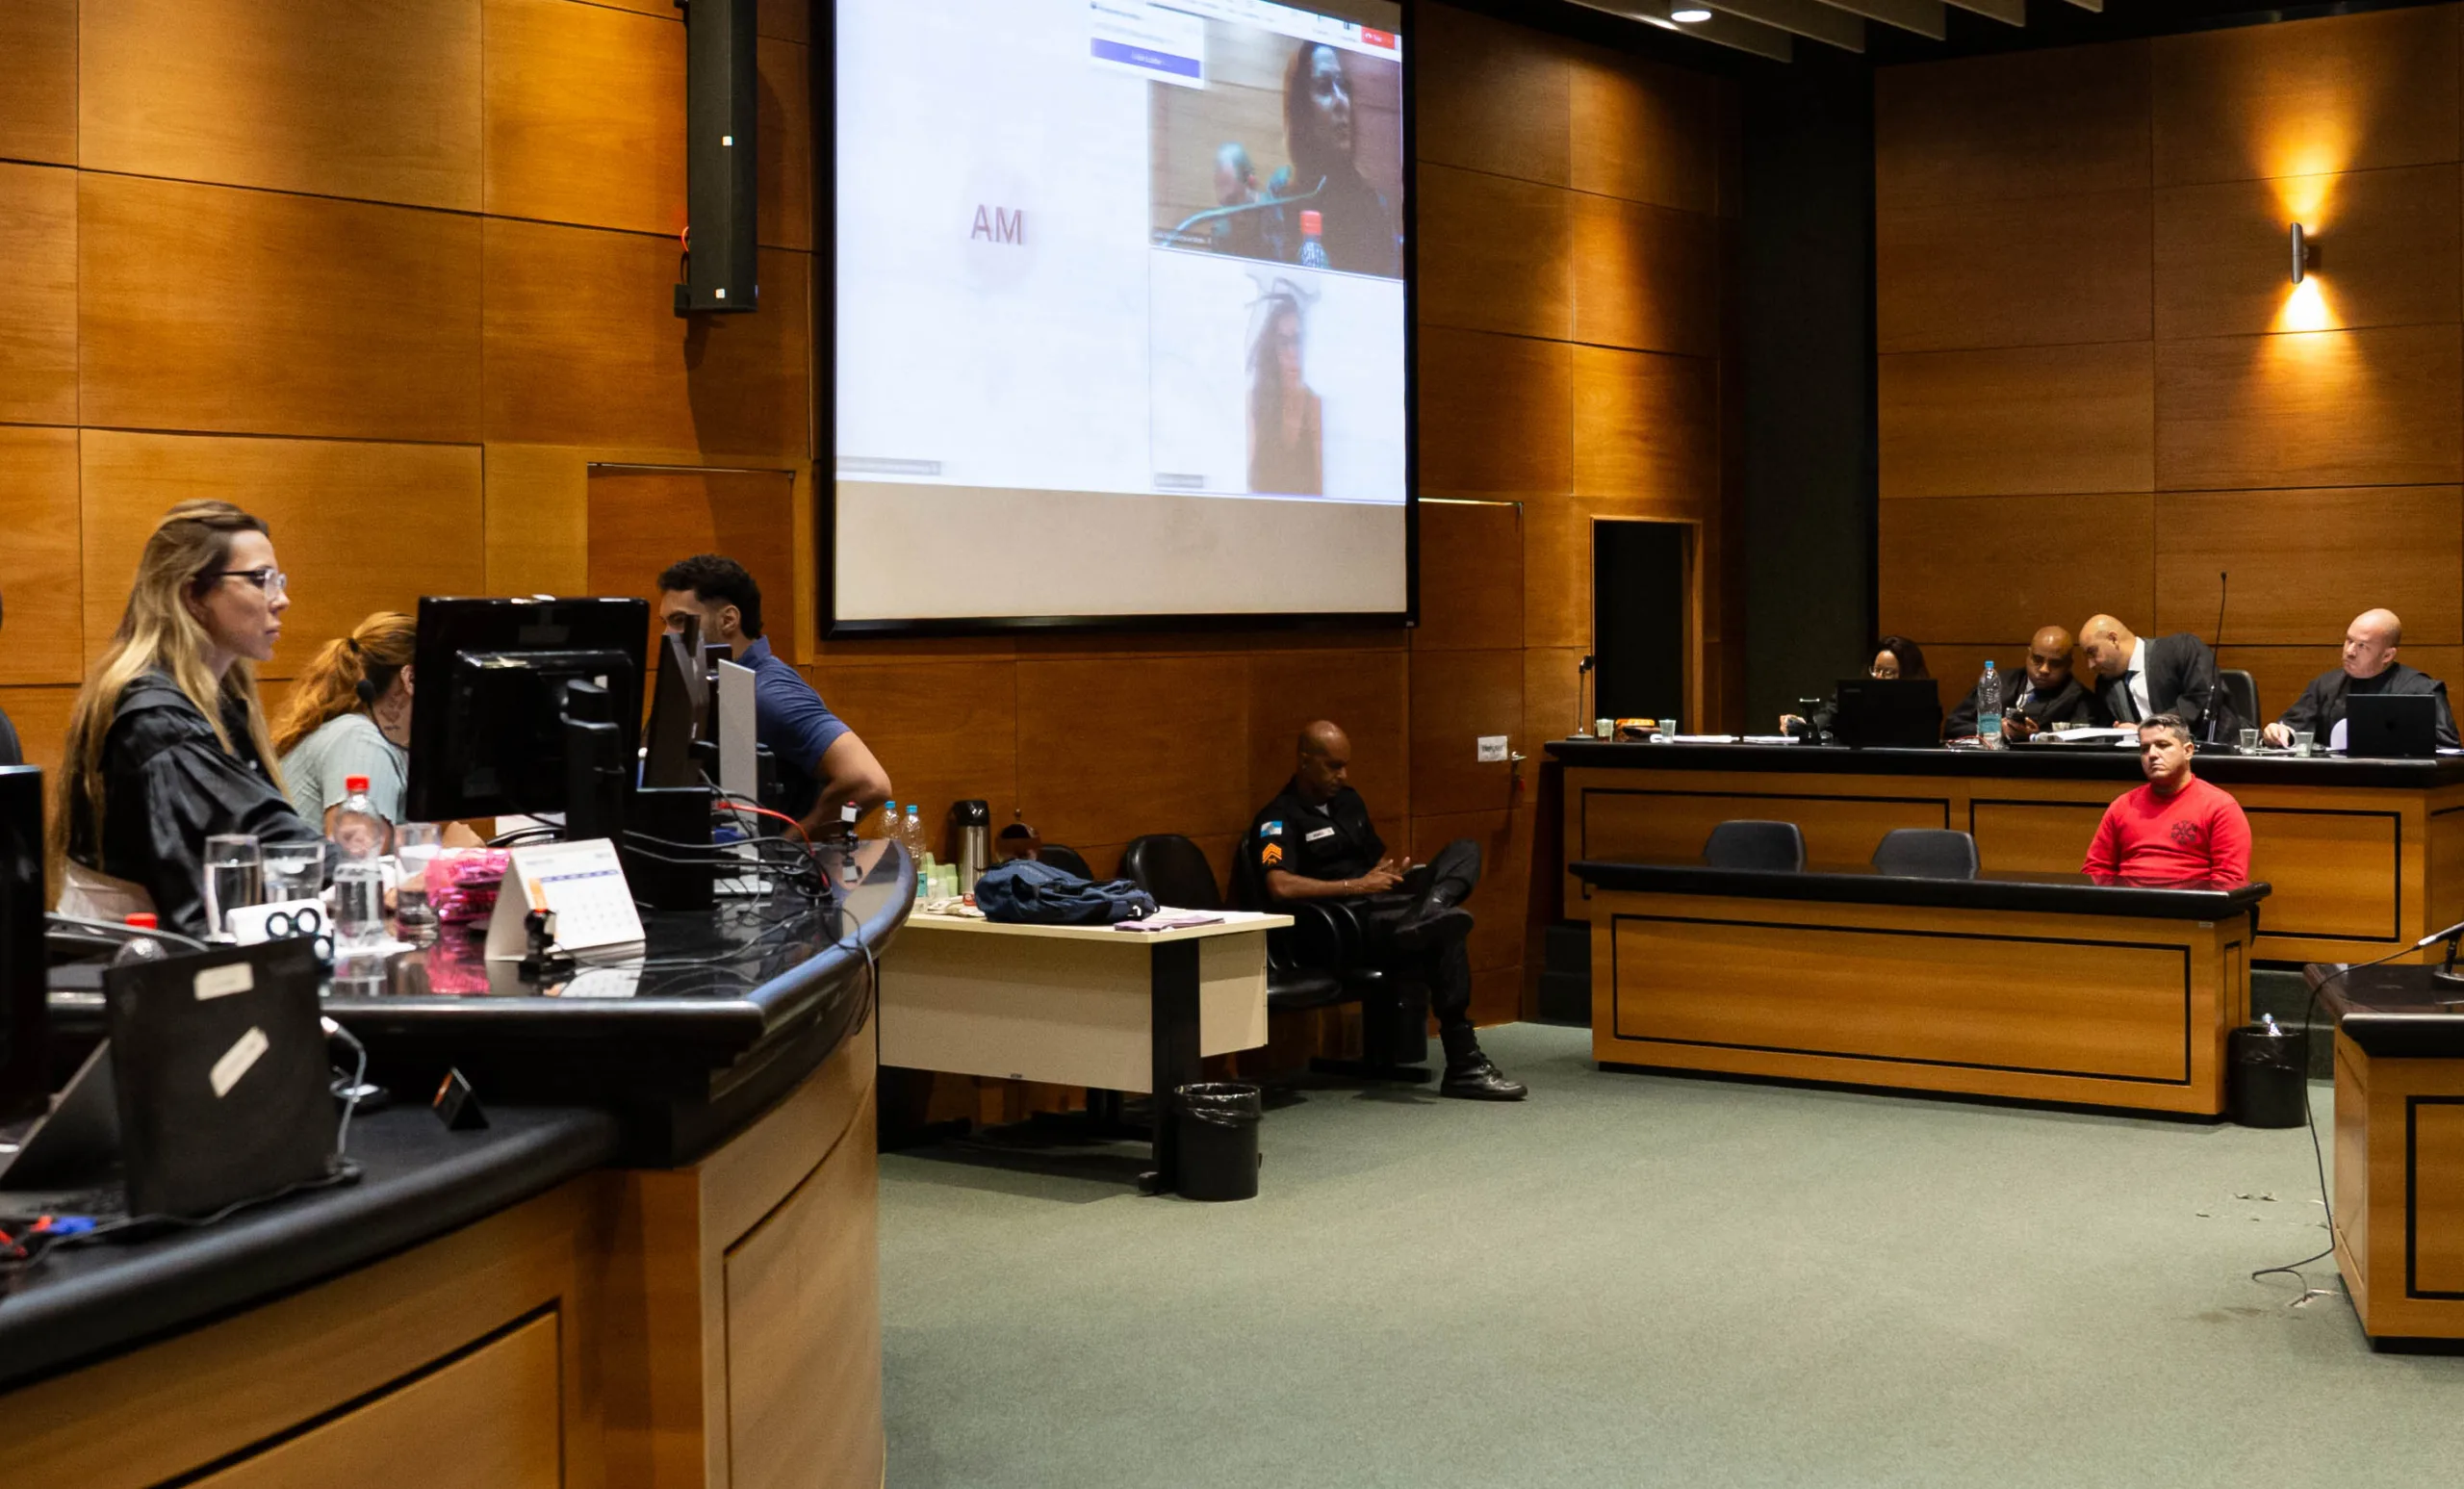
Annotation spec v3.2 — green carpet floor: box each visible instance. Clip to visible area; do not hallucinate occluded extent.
[880,1022,2463,1488]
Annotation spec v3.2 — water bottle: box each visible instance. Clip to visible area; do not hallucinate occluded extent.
[877,801,898,841]
[902,803,926,864]
[332,775,387,947]
[1298,209,1329,269]
[111,912,170,967]
[1976,659,2003,748]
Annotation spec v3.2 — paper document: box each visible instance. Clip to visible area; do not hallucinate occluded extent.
[1115,912,1225,933]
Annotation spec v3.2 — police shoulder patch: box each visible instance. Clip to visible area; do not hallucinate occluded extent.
[1261,820,1283,836]
[1260,842,1284,867]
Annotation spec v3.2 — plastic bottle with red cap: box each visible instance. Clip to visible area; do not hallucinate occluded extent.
[331,776,388,946]
[1298,209,1329,269]
[111,911,168,967]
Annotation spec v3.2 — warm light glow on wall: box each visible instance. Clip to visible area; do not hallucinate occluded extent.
[2269,172,2337,230]
[2277,276,2333,333]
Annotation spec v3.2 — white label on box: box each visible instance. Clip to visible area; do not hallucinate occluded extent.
[210,1026,270,1097]
[194,963,255,1001]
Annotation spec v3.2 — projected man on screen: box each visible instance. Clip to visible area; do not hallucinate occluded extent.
[1277,41,1400,276]
[1251,722,1527,1101]
[1247,288,1323,496]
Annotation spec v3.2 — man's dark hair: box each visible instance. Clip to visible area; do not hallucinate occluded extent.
[657,554,764,639]
[2139,712,2193,746]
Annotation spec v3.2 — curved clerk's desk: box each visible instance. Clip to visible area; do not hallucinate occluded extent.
[3,840,913,1488]
[1575,859,2268,1116]
[1552,737,2459,964]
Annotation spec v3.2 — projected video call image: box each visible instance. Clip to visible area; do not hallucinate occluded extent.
[834,0,1409,622]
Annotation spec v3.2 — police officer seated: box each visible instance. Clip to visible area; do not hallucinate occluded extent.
[1248,720,1527,1101]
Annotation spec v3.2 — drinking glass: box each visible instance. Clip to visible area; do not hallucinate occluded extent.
[394,823,443,944]
[263,840,325,905]
[203,834,263,939]
[2238,729,2261,752]
[1593,717,1614,739]
[2292,729,2316,757]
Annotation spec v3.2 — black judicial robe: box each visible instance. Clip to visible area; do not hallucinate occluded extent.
[2277,662,2461,751]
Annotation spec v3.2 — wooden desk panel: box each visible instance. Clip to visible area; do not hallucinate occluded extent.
[1567,758,2464,963]
[2332,1036,2464,1343]
[1592,888,2247,1115]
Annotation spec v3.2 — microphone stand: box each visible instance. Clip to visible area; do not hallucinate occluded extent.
[1168,180,1328,238]
[1574,654,1595,737]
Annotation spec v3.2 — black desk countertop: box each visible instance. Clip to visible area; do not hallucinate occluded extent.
[1546,737,2464,789]
[2301,963,2464,1058]
[0,1102,619,1392]
[1572,859,2272,919]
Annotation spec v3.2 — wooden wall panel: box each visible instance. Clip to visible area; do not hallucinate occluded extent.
[1412,3,1570,187]
[1418,327,1570,493]
[80,432,484,679]
[78,0,482,212]
[2153,166,2462,340]
[1245,650,1411,823]
[1414,501,1524,652]
[1567,46,1718,214]
[1878,494,2155,646]
[1409,649,1523,818]
[0,427,85,685]
[1522,497,1692,653]
[0,686,77,775]
[79,175,483,444]
[1875,41,2152,209]
[2151,5,2462,187]
[2153,487,2464,645]
[0,0,76,166]
[0,163,75,426]
[1014,656,1251,849]
[483,0,684,237]
[482,445,589,599]
[2155,324,2464,491]
[808,661,1017,846]
[1572,347,1715,501]
[757,39,813,252]
[484,221,808,454]
[1415,165,1572,342]
[1570,193,1719,357]
[1877,190,2153,354]
[585,466,797,636]
[1879,343,2155,498]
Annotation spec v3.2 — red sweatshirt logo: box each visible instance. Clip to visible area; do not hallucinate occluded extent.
[2170,820,2204,846]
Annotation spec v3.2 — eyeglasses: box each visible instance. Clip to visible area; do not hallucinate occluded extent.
[212,568,288,597]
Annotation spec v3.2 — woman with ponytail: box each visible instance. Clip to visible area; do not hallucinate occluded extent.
[273,611,415,833]
[54,501,320,935]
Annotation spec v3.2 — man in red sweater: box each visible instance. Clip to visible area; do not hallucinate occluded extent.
[2083,712,2252,885]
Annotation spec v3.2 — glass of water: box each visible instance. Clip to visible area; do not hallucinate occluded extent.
[2292,728,2316,757]
[394,823,443,944]
[203,834,262,939]
[263,840,325,905]
[2238,729,2261,752]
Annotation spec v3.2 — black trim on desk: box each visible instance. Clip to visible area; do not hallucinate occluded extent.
[1604,911,2196,1087]
[1573,860,2270,920]
[2408,1095,2464,1301]
[1574,785,1951,899]
[1548,739,2464,789]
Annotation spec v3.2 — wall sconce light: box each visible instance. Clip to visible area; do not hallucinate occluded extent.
[2291,222,2318,285]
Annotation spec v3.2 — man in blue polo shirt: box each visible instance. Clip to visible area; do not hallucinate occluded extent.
[656,554,891,834]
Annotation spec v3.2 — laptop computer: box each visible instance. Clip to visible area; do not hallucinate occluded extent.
[2345,693,2439,759]
[1831,678,1944,749]
[0,1041,124,1218]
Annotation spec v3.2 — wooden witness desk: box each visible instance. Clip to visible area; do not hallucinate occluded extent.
[2305,963,2464,1347]
[878,911,1289,1194]
[1577,860,2268,1115]
[1553,739,2464,964]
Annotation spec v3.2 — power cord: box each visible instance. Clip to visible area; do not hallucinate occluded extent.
[321,1015,370,1156]
[0,1162,363,1279]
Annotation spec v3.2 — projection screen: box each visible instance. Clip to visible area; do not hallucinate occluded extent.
[830,0,1413,630]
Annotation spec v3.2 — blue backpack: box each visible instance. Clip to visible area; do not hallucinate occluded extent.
[973,859,1158,926]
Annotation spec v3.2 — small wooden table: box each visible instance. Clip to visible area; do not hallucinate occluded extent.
[878,911,1289,1194]
[1576,860,2268,1116]
[2305,963,2464,1346]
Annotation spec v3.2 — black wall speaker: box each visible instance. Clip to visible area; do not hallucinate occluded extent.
[674,0,759,316]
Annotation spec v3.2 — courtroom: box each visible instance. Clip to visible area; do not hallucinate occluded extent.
[7,1,2464,1486]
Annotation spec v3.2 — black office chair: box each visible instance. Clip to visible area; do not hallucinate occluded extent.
[2220,669,2259,736]
[1119,834,1222,911]
[1871,828,1980,880]
[1036,843,1095,880]
[1703,820,1807,872]
[1217,830,1430,1078]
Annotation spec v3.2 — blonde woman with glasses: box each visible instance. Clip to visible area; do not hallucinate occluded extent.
[52,501,321,937]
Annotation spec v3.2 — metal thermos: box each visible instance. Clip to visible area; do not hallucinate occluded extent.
[953,800,991,892]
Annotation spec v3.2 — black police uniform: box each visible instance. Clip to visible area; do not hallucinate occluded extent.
[1247,780,1486,1057]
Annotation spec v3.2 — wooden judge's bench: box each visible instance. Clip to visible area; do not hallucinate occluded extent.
[1551,739,2464,965]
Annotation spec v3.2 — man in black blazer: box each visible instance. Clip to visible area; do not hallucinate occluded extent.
[2265,608,2460,750]
[2079,614,2234,737]
[1945,625,2104,740]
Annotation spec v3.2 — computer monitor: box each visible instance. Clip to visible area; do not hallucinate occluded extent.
[403,597,650,822]
[2345,692,2438,759]
[0,765,47,1123]
[1832,678,1943,749]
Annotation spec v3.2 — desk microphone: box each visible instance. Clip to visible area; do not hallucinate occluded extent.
[2209,570,2230,744]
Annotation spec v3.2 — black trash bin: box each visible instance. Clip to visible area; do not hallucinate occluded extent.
[1174,1082,1262,1201]
[2229,1017,2308,1128]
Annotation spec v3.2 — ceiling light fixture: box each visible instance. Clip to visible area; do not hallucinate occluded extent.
[1672,7,1713,19]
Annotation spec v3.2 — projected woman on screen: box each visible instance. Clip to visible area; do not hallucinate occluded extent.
[1281,41,1400,277]
[1247,288,1322,497]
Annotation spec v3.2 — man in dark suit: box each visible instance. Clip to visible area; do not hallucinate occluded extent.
[1945,625,2104,741]
[2079,614,2234,737]
[2265,608,2460,750]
